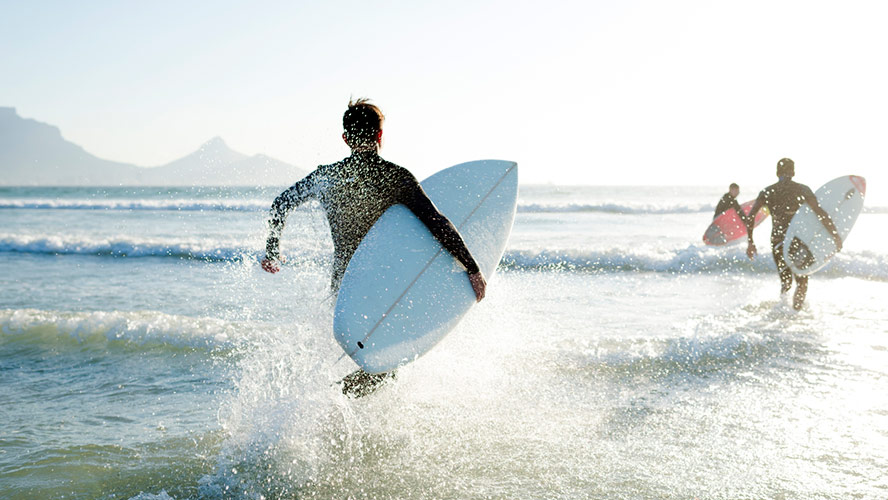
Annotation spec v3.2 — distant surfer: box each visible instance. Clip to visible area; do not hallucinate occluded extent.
[714,183,749,225]
[261,98,487,397]
[745,158,842,310]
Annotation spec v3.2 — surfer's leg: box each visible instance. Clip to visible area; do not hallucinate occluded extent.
[340,369,396,398]
[330,269,344,295]
[792,274,808,311]
[772,243,792,294]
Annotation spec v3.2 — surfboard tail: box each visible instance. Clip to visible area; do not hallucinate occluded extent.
[850,176,866,196]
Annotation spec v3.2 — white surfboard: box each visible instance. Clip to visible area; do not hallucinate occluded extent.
[333,160,518,373]
[783,175,866,276]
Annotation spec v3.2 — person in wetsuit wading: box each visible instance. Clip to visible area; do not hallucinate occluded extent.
[261,99,486,397]
[745,158,842,311]
[714,183,750,226]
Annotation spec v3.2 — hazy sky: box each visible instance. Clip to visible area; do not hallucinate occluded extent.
[2,0,887,193]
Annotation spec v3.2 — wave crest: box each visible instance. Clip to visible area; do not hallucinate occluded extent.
[518,202,711,214]
[0,309,241,350]
[2,232,885,281]
[0,198,269,212]
[500,247,888,281]
[0,233,258,260]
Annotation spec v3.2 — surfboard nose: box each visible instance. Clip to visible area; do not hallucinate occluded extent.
[850,175,866,196]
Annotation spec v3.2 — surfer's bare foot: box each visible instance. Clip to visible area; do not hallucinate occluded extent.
[340,369,395,398]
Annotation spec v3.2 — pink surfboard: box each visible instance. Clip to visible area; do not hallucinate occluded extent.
[703,200,769,246]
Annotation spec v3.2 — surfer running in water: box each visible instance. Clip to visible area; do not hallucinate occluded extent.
[261,98,486,397]
[714,183,749,225]
[745,158,842,311]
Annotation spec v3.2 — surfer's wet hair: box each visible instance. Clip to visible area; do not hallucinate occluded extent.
[729,183,739,190]
[777,158,795,178]
[343,98,384,147]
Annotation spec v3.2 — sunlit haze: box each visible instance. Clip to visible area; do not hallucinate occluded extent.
[2,1,887,200]
[3,3,888,497]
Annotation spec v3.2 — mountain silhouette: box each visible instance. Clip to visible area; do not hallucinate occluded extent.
[0,107,306,186]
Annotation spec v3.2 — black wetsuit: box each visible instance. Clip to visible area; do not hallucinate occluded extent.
[746,177,838,308]
[266,151,480,290]
[714,193,746,223]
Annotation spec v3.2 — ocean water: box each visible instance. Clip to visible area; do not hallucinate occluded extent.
[1,183,886,499]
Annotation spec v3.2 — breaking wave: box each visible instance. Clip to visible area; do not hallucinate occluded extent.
[4,196,886,216]
[2,232,885,281]
[0,198,270,212]
[0,308,246,351]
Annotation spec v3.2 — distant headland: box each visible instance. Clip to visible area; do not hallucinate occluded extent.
[0,107,306,186]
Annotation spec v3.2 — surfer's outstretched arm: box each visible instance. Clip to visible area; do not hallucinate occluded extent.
[745,195,765,259]
[402,185,486,301]
[728,198,748,226]
[262,175,316,273]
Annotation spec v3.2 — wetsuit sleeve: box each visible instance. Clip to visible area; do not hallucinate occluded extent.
[714,195,742,221]
[746,191,766,244]
[804,186,840,238]
[730,198,749,226]
[713,195,729,219]
[265,173,316,260]
[399,177,481,275]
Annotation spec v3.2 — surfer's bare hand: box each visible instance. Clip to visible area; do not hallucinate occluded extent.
[468,271,486,302]
[746,242,757,259]
[261,257,281,273]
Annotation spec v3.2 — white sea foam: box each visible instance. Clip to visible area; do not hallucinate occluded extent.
[0,233,256,260]
[518,201,888,214]
[0,198,270,212]
[500,246,888,280]
[0,308,244,350]
[198,307,347,498]
[2,231,885,280]
[127,491,176,500]
[518,201,712,214]
[3,198,716,215]
[3,196,886,219]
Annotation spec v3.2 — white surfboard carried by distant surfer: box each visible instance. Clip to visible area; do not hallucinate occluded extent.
[783,175,866,276]
[333,160,518,374]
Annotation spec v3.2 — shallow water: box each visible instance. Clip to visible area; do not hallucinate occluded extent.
[1,185,886,499]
